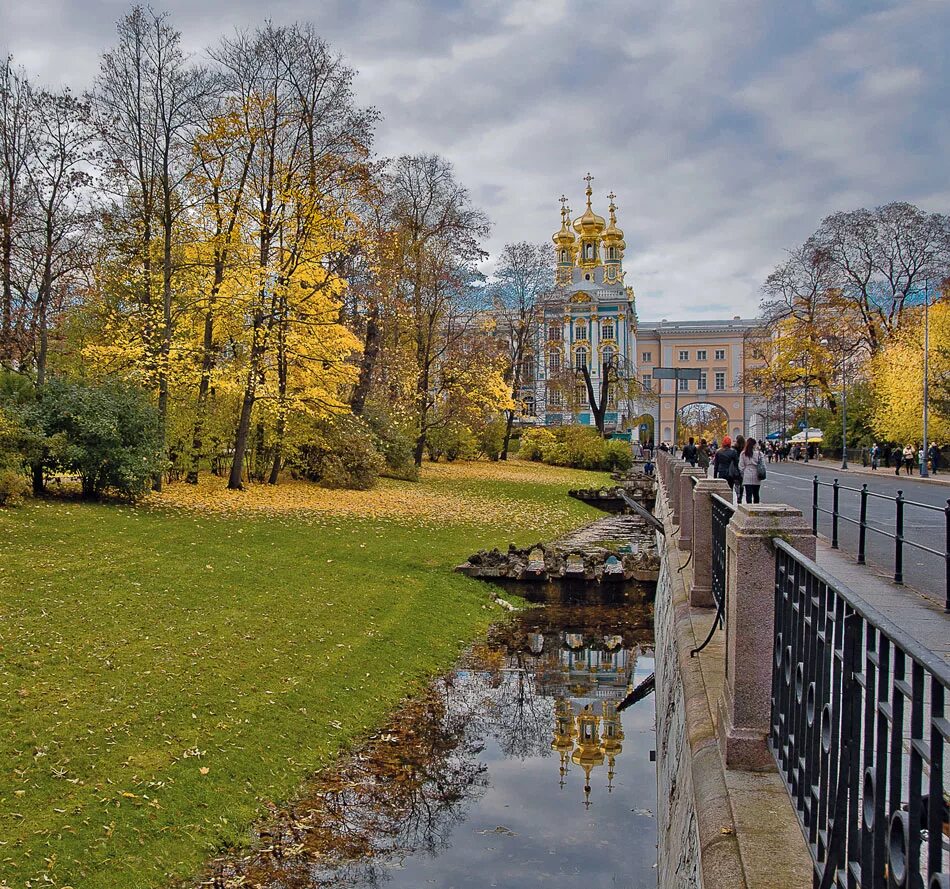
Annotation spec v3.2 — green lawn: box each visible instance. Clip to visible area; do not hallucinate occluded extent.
[0,461,606,889]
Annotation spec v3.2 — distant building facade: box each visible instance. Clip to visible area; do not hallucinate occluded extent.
[519,176,767,443]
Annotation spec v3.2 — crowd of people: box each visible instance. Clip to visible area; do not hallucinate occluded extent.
[640,434,946,504]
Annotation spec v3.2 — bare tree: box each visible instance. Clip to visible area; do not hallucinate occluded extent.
[0,57,32,368]
[491,241,550,459]
[94,6,212,488]
[386,154,490,465]
[815,202,950,353]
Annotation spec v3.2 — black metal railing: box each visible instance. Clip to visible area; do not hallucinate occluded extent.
[771,539,950,889]
[691,493,734,656]
[813,476,950,612]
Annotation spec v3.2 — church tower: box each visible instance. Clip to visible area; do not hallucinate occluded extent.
[553,195,577,286]
[602,193,626,285]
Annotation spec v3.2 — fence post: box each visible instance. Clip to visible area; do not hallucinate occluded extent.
[858,484,868,565]
[945,500,950,613]
[812,475,819,536]
[689,478,733,607]
[895,491,904,585]
[718,503,815,770]
[670,460,687,525]
[678,467,706,552]
[832,478,840,549]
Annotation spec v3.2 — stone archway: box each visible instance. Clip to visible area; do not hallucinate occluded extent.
[677,402,729,446]
[631,413,654,444]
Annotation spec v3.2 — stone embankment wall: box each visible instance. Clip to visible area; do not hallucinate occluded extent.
[654,551,702,887]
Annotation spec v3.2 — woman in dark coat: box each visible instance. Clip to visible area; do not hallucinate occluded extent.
[713,435,741,498]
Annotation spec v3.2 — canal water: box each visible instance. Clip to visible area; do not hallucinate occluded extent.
[210,603,657,888]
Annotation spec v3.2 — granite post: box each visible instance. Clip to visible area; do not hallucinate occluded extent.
[717,504,815,770]
[689,478,733,607]
[670,460,686,525]
[678,467,706,552]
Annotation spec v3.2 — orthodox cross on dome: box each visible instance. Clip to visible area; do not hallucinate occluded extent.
[607,190,616,204]
[583,172,594,187]
[559,194,569,208]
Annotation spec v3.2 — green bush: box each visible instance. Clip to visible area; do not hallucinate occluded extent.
[0,467,29,506]
[426,422,479,462]
[288,414,385,490]
[27,379,165,500]
[520,427,556,461]
[524,425,633,471]
[474,417,507,461]
[362,407,419,481]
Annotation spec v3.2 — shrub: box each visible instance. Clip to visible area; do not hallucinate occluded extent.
[29,379,165,500]
[288,415,385,490]
[473,417,507,461]
[0,467,29,507]
[520,428,556,461]
[362,407,419,481]
[525,425,633,471]
[426,422,479,462]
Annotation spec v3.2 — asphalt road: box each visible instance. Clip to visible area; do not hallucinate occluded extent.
[759,459,949,607]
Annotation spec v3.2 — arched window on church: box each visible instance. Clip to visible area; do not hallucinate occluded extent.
[522,396,536,417]
[548,350,561,372]
[560,249,568,263]
[602,345,616,368]
[601,319,614,341]
[585,243,594,260]
[548,324,562,341]
[574,319,587,341]
[575,346,588,370]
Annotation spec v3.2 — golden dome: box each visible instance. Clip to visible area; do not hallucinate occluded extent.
[573,175,606,237]
[602,192,625,248]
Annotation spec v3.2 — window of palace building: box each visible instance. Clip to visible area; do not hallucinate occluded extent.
[715,349,725,360]
[697,349,707,361]
[679,350,688,361]
[642,350,652,363]
[699,371,707,390]
[715,371,725,390]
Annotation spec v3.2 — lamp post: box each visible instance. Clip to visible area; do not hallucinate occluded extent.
[840,353,848,470]
[921,280,931,478]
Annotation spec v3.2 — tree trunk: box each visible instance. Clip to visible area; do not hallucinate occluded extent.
[186,294,217,484]
[500,409,515,460]
[351,301,380,416]
[1,212,12,366]
[228,377,257,490]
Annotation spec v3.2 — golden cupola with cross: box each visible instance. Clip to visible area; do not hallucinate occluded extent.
[602,193,626,285]
[552,195,577,286]
[551,174,627,288]
[573,173,606,269]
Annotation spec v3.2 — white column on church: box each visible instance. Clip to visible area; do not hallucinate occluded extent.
[590,308,599,377]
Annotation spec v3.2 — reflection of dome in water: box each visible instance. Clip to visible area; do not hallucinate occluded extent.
[551,699,626,807]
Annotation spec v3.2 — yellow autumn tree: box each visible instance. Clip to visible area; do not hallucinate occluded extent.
[870,300,950,444]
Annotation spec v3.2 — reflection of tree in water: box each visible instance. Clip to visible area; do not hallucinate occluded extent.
[201,605,653,889]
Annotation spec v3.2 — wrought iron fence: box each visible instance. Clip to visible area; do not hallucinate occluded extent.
[812,476,950,612]
[771,538,949,889]
[691,492,734,656]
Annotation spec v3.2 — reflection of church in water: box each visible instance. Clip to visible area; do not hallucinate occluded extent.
[527,629,651,807]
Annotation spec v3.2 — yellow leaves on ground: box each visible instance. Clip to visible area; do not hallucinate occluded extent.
[148,460,604,534]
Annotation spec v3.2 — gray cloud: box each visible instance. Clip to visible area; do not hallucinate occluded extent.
[2,0,947,320]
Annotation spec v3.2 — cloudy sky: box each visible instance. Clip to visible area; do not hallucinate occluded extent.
[2,0,948,320]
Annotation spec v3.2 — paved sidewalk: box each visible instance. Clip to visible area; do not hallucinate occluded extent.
[784,458,950,487]
[815,538,950,661]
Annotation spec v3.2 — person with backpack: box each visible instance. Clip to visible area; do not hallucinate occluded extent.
[713,436,741,498]
[739,437,766,504]
[682,436,698,466]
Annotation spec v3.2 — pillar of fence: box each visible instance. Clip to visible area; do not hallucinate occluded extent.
[678,467,706,552]
[689,478,733,607]
[717,503,815,770]
[669,460,687,525]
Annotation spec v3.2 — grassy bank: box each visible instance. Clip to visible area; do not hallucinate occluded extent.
[0,461,606,889]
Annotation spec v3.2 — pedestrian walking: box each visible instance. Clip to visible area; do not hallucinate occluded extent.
[861,446,868,467]
[713,435,741,499]
[903,443,915,475]
[682,436,698,466]
[734,436,746,503]
[697,439,710,473]
[870,443,879,470]
[739,437,766,504]
[929,442,941,475]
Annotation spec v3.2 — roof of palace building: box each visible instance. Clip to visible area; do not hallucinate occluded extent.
[637,318,762,334]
